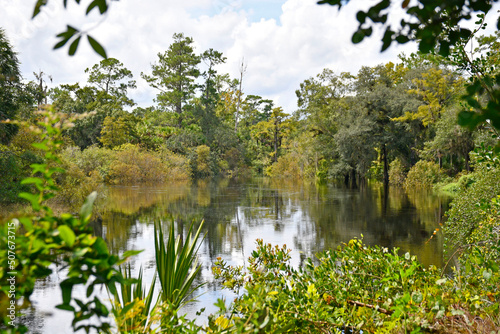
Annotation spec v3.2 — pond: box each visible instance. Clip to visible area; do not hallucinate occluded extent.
[21,178,451,333]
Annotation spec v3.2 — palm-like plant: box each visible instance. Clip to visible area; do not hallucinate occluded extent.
[154,220,206,310]
[110,265,157,333]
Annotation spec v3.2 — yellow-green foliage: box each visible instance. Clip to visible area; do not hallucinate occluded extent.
[404,160,444,189]
[265,152,302,179]
[100,116,134,148]
[158,146,190,180]
[54,162,102,211]
[389,158,407,186]
[394,68,461,127]
[107,144,166,184]
[61,143,191,186]
[194,145,211,177]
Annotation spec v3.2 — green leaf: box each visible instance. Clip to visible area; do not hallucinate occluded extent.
[58,225,76,247]
[33,0,47,18]
[20,177,43,186]
[69,36,81,56]
[31,142,49,150]
[93,238,109,255]
[19,217,33,231]
[86,0,108,15]
[80,191,97,223]
[19,192,41,211]
[56,304,75,312]
[122,250,144,258]
[352,31,365,44]
[54,26,79,50]
[60,282,74,304]
[87,35,107,58]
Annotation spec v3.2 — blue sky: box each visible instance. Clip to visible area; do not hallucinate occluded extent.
[1,1,498,113]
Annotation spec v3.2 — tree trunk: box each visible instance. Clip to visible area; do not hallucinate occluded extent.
[274,119,279,163]
[351,168,357,189]
[382,143,389,188]
[465,150,470,172]
[234,58,246,133]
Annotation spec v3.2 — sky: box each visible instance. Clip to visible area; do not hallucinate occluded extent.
[1,0,499,114]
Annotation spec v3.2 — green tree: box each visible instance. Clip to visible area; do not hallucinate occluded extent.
[100,115,137,148]
[142,33,201,121]
[85,57,136,106]
[0,28,23,144]
[201,48,226,107]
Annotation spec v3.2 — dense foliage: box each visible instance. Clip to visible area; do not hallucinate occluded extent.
[1,2,500,332]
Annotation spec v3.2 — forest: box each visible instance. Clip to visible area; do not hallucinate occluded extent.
[1,0,500,333]
[1,30,498,207]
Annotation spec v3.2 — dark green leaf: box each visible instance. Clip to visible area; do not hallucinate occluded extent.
[69,36,81,56]
[87,35,107,58]
[33,0,47,18]
[60,282,74,304]
[56,304,75,312]
[352,31,365,44]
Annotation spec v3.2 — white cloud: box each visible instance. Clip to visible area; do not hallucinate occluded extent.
[1,0,498,114]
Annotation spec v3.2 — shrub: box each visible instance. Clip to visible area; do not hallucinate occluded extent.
[62,144,115,179]
[54,162,103,211]
[158,146,191,180]
[265,152,302,179]
[389,157,407,186]
[444,163,500,254]
[404,160,445,189]
[213,238,500,333]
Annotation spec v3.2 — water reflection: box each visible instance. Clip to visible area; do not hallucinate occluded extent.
[28,178,450,332]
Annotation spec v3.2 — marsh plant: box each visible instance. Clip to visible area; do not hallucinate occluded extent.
[110,221,206,332]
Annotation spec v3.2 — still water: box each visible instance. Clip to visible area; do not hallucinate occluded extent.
[23,178,450,333]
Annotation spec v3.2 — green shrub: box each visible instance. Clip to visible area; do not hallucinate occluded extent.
[213,238,500,333]
[404,160,445,189]
[62,144,115,179]
[265,152,302,179]
[444,163,500,254]
[389,157,407,186]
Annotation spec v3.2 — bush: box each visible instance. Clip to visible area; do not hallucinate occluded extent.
[265,152,302,179]
[389,158,407,186]
[444,163,500,254]
[54,162,103,211]
[158,146,191,180]
[213,238,500,333]
[62,145,115,179]
[107,144,167,184]
[404,160,445,189]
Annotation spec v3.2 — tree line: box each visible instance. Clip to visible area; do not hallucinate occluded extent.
[1,28,499,205]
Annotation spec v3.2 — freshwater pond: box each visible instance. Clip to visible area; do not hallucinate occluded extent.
[23,178,451,333]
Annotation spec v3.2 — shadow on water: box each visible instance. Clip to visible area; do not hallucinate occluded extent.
[25,178,451,332]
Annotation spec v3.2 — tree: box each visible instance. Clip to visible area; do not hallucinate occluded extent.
[85,57,136,106]
[32,70,52,108]
[100,115,137,148]
[0,28,23,144]
[141,33,200,122]
[318,0,500,138]
[201,48,226,107]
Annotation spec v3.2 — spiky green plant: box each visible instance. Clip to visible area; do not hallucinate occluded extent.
[154,220,206,310]
[110,265,157,333]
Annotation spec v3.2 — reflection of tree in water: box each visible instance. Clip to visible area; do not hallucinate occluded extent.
[295,184,449,267]
[98,178,450,271]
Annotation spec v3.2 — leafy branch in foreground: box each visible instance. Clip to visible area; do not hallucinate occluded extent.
[0,108,138,333]
[213,238,500,333]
